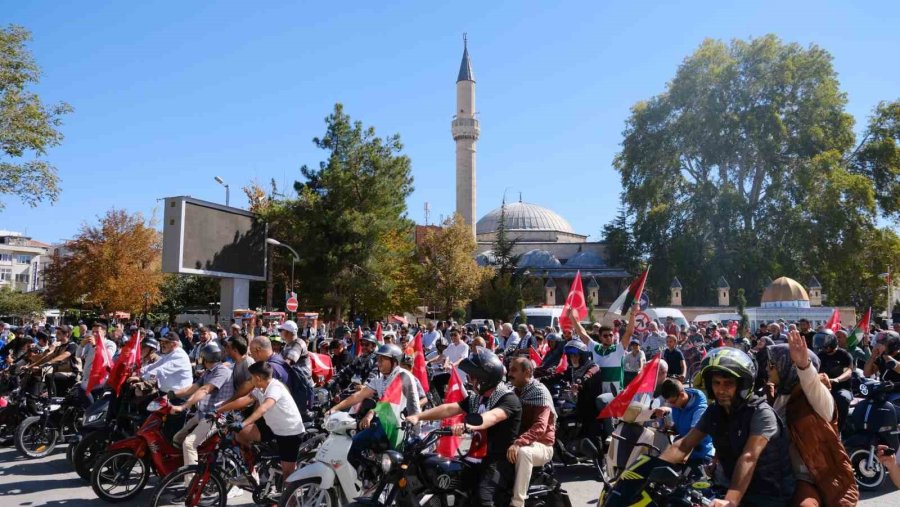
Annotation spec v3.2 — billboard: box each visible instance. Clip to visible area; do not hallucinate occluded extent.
[162,196,267,280]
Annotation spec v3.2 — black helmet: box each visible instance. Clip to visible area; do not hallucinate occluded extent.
[694,347,757,404]
[812,329,837,352]
[360,333,378,345]
[459,347,505,395]
[375,343,403,363]
[434,336,449,349]
[198,342,224,363]
[142,337,160,351]
[877,331,900,355]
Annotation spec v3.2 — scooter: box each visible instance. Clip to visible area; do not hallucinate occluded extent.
[842,378,900,490]
[279,411,364,507]
[89,396,191,503]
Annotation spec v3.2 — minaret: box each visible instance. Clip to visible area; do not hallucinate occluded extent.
[452,34,479,235]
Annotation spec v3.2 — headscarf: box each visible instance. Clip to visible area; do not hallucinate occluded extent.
[766,343,820,395]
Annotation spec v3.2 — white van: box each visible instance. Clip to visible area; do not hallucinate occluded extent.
[645,307,689,330]
[512,306,564,331]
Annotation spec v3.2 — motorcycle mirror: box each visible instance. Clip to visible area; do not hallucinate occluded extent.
[578,438,600,459]
[647,466,681,486]
[465,413,484,427]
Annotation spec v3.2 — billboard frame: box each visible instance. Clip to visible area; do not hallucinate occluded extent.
[162,196,268,281]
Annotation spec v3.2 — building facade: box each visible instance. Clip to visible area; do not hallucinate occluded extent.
[0,230,49,292]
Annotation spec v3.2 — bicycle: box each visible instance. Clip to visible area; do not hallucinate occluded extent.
[149,413,288,507]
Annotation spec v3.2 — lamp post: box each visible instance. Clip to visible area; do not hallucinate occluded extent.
[266,238,299,295]
[213,176,230,207]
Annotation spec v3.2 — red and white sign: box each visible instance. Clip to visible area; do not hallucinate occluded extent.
[285,296,299,312]
[634,311,651,333]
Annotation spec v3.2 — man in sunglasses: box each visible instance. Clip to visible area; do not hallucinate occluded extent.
[331,332,378,390]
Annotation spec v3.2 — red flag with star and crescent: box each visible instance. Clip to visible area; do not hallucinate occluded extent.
[558,271,588,330]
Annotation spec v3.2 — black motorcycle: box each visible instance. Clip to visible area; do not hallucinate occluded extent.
[14,379,84,458]
[597,455,715,507]
[350,414,572,507]
[0,367,53,445]
[842,378,900,490]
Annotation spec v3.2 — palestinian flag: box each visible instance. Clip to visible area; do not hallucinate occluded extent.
[607,266,650,316]
[848,308,871,350]
[373,374,406,449]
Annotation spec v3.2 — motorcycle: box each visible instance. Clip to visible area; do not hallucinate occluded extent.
[597,455,714,507]
[0,366,52,445]
[350,414,573,507]
[89,395,192,503]
[279,410,365,507]
[605,418,674,483]
[14,379,84,458]
[842,378,900,490]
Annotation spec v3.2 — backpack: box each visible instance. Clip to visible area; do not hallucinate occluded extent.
[284,362,315,419]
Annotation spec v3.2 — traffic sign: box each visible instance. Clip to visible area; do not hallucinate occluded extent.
[639,292,650,311]
[285,296,299,312]
[634,311,651,332]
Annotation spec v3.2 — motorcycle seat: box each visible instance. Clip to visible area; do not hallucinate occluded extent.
[255,440,282,460]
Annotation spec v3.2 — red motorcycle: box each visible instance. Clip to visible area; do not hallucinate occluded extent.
[89,396,227,503]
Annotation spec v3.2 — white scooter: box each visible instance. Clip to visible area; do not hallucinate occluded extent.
[279,411,365,507]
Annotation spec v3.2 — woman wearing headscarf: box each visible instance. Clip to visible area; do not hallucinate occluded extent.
[765,331,857,506]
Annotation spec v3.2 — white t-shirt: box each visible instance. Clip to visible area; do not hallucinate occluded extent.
[444,341,470,383]
[252,380,305,436]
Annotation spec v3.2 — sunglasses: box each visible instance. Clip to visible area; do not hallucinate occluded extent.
[601,333,614,338]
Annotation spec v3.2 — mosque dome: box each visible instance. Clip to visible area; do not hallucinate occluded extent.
[565,250,606,268]
[761,277,811,309]
[476,201,575,236]
[475,250,495,267]
[517,249,562,269]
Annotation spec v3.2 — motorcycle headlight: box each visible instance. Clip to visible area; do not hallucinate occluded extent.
[85,412,103,423]
[380,453,394,473]
[860,384,868,396]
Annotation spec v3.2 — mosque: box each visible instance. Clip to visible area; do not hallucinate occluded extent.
[450,38,629,306]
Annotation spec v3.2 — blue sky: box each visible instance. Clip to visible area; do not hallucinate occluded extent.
[4,0,899,243]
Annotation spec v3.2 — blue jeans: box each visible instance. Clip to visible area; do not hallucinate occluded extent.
[347,417,387,473]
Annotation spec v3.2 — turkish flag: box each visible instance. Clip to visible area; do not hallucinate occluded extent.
[355,327,363,357]
[310,352,333,383]
[825,308,841,332]
[599,356,660,419]
[107,331,142,396]
[412,331,430,392]
[558,271,588,330]
[555,353,568,374]
[86,337,113,392]
[529,346,543,367]
[436,368,466,457]
[375,322,384,345]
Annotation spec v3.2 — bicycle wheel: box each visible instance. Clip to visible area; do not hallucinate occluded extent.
[15,415,59,458]
[151,465,227,507]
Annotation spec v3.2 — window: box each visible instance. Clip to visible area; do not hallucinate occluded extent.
[16,255,31,264]
[0,268,10,281]
[15,273,28,284]
[0,253,10,263]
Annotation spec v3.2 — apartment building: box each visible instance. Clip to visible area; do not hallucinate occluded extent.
[0,230,50,292]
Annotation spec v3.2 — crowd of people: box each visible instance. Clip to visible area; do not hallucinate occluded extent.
[1,305,900,507]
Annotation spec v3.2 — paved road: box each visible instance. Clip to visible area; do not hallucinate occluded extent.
[0,444,898,506]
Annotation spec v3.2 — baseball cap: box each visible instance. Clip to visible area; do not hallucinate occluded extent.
[160,332,180,342]
[277,320,299,334]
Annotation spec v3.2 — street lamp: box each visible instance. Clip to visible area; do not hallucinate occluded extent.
[266,238,300,295]
[213,176,230,206]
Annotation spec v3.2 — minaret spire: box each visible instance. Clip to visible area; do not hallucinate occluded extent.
[452,35,479,236]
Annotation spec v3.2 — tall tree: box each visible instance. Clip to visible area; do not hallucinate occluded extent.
[45,209,163,315]
[614,34,900,310]
[261,104,416,320]
[601,205,640,273]
[154,274,220,322]
[0,287,45,318]
[0,25,72,209]
[419,214,491,317]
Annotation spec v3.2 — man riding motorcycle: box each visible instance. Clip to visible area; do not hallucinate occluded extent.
[327,343,421,483]
[507,356,555,507]
[813,328,853,433]
[407,347,522,507]
[332,332,378,391]
[660,347,792,507]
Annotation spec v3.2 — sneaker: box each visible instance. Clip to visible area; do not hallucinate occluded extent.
[227,487,244,499]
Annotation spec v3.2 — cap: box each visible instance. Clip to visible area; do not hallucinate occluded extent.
[277,320,299,334]
[159,332,180,342]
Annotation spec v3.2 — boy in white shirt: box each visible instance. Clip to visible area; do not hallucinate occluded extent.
[218,361,306,477]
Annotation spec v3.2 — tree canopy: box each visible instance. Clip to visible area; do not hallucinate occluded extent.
[614,34,900,311]
[0,25,72,209]
[260,104,418,320]
[0,287,45,318]
[44,209,163,314]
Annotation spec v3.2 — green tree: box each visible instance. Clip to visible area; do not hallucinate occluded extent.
[0,25,72,209]
[418,214,491,317]
[0,287,45,318]
[261,104,416,320]
[601,205,640,273]
[853,100,900,218]
[154,274,220,322]
[614,34,900,310]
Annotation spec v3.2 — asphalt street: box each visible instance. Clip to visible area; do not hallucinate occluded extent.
[0,444,898,506]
